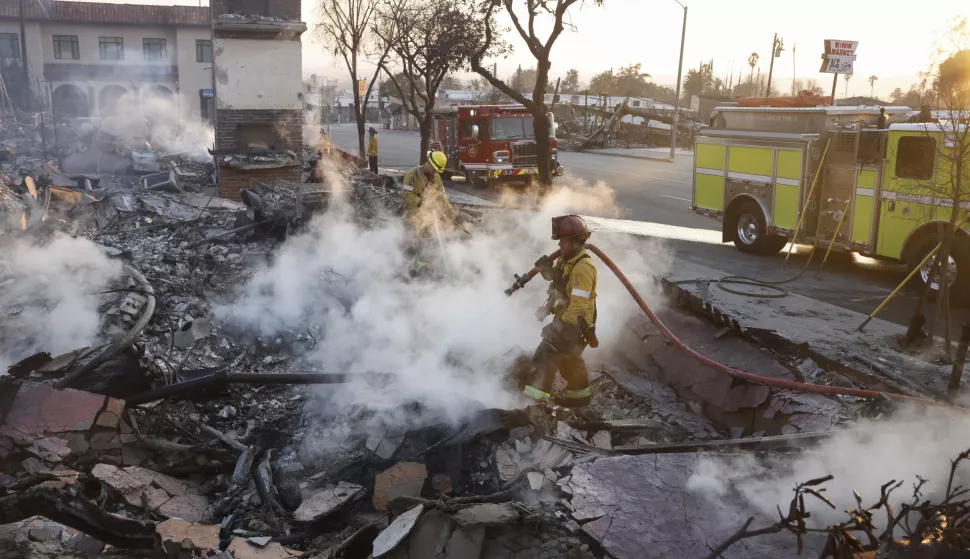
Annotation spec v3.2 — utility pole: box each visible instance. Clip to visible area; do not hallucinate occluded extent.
[791,42,796,95]
[766,34,782,98]
[584,89,589,134]
[18,0,29,110]
[670,1,687,159]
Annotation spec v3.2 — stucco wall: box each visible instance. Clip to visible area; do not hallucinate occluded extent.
[213,38,301,111]
[175,27,212,120]
[0,21,45,103]
[40,23,177,66]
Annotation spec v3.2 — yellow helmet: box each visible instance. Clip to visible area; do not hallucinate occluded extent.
[427,151,447,174]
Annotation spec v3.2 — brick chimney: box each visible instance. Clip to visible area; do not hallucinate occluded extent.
[211,0,306,200]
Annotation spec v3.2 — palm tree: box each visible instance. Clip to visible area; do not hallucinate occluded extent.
[868,75,878,98]
[747,52,759,96]
[844,73,852,98]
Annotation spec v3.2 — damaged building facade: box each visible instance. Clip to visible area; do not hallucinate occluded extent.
[0,0,212,121]
[211,0,305,200]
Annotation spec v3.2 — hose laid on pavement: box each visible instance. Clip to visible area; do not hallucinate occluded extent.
[507,244,952,408]
[584,244,952,407]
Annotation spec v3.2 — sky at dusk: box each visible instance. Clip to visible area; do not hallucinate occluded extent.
[93,0,968,98]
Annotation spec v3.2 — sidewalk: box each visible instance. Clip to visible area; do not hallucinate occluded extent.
[572,146,694,162]
[660,260,950,398]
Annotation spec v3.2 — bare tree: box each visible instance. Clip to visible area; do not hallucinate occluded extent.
[471,0,602,186]
[314,0,394,158]
[374,0,492,163]
[900,20,970,353]
[910,51,970,353]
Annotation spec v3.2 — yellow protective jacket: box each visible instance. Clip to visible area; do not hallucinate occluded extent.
[550,249,597,327]
[367,135,378,157]
[402,166,456,235]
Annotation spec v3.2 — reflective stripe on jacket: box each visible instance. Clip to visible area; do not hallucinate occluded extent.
[553,249,597,327]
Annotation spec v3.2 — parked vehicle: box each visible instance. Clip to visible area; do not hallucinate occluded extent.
[691,105,970,303]
[430,105,564,187]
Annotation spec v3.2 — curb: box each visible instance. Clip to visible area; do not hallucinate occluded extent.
[569,150,684,163]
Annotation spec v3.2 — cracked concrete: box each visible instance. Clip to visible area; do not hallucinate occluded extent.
[614,308,842,436]
[91,463,211,523]
[565,453,825,558]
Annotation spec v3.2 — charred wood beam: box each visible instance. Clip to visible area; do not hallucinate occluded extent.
[126,371,396,406]
[0,485,156,549]
[613,429,853,455]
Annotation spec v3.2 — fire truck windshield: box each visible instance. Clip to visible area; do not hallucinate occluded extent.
[490,117,536,140]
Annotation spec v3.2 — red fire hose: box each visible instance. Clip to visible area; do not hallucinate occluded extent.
[508,244,953,408]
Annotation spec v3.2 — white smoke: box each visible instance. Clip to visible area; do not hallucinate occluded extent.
[0,234,123,374]
[216,175,669,426]
[687,406,970,531]
[98,94,214,163]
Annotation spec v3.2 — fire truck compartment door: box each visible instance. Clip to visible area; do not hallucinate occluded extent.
[693,143,726,212]
[773,149,803,231]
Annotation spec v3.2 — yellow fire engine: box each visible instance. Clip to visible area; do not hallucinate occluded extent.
[691,105,970,304]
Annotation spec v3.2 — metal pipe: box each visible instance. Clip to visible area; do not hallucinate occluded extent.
[669,2,687,159]
[783,137,832,269]
[126,371,395,406]
[18,0,29,110]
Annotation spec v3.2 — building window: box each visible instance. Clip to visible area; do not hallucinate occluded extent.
[143,38,167,61]
[196,39,212,63]
[0,33,20,59]
[53,35,79,60]
[895,136,936,180]
[99,37,124,61]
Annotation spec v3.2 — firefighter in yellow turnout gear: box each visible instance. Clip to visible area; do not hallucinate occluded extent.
[401,151,457,237]
[523,215,599,408]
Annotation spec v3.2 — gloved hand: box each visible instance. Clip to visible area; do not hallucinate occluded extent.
[535,305,551,321]
[535,255,554,280]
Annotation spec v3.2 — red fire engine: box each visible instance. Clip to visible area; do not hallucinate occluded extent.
[430,105,564,187]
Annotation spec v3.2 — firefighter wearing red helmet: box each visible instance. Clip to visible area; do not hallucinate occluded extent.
[523,215,599,407]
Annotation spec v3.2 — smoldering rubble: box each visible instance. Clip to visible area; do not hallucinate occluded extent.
[2,115,970,559]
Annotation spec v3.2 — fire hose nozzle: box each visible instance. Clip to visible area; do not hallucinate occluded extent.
[505,273,531,296]
[504,249,562,297]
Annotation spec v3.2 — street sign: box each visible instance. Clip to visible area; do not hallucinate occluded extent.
[820,39,858,74]
[358,79,366,96]
[824,40,858,57]
[820,57,854,74]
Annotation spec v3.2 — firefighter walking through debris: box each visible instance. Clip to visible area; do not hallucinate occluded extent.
[524,215,599,407]
[402,151,457,236]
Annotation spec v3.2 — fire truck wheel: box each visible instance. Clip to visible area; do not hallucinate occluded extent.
[909,236,970,307]
[730,201,780,255]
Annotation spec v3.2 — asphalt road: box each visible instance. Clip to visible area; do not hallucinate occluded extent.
[324,123,709,229]
[324,122,969,336]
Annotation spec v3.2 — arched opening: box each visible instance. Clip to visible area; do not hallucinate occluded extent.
[52,84,89,117]
[98,85,130,116]
[142,84,174,106]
